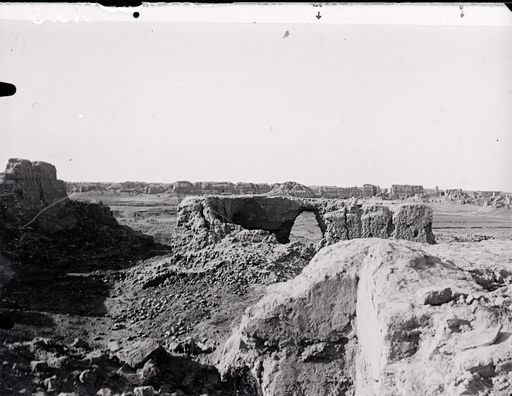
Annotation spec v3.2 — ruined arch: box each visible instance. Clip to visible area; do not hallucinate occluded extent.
[183,196,327,244]
[289,208,326,244]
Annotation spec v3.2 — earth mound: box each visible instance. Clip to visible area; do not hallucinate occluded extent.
[218,238,512,395]
[0,158,164,267]
[266,181,318,198]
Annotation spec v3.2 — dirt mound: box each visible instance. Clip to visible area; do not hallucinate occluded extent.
[107,233,318,361]
[217,239,512,395]
[267,181,318,198]
[0,157,166,267]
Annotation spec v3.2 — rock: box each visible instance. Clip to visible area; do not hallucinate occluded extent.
[107,341,122,352]
[71,338,90,350]
[494,296,506,306]
[456,325,502,351]
[196,339,216,354]
[157,385,172,395]
[169,337,196,355]
[169,337,216,355]
[96,388,113,396]
[48,355,73,369]
[133,386,156,396]
[218,239,366,395]
[79,369,96,386]
[138,359,160,383]
[116,339,167,369]
[30,360,48,373]
[43,375,59,392]
[218,239,512,396]
[84,350,109,365]
[416,286,454,306]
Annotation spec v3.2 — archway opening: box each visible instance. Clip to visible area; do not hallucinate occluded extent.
[289,211,324,245]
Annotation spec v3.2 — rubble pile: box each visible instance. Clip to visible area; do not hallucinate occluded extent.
[445,189,511,209]
[108,235,317,352]
[266,181,318,198]
[0,336,234,395]
[0,158,165,266]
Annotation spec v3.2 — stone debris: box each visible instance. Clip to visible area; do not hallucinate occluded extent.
[79,369,96,386]
[96,389,113,396]
[416,286,455,306]
[266,181,318,198]
[133,386,157,396]
[115,339,166,369]
[457,325,503,351]
[0,336,233,395]
[30,360,48,373]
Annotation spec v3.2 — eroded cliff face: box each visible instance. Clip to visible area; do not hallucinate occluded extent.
[217,239,512,396]
[177,195,436,245]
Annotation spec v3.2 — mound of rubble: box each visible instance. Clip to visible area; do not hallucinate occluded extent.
[445,189,511,209]
[266,182,318,198]
[177,195,436,244]
[217,238,512,395]
[0,158,164,266]
[108,232,318,358]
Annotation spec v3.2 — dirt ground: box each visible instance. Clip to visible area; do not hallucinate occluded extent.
[1,192,510,394]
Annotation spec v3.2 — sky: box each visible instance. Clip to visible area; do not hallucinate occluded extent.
[1,6,512,191]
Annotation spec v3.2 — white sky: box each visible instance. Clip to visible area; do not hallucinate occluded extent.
[1,4,511,191]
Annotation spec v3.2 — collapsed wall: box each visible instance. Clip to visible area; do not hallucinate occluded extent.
[177,195,436,244]
[217,239,512,395]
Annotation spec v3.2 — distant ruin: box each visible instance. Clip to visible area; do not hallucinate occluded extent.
[391,184,425,199]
